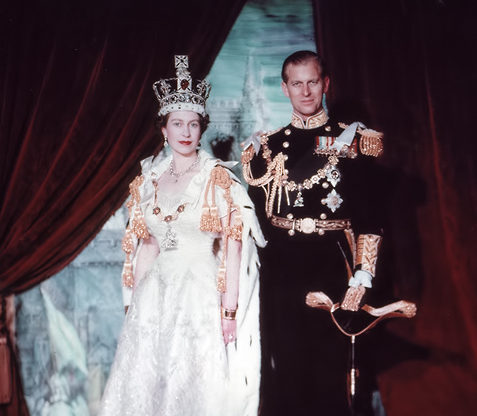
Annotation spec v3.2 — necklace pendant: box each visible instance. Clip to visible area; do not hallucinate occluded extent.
[293,191,304,207]
[161,225,178,249]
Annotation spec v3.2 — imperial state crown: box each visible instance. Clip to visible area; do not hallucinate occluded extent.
[153,55,211,117]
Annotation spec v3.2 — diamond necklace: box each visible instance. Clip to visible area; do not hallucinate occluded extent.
[169,154,200,182]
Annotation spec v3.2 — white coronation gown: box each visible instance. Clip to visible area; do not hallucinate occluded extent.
[99,150,265,416]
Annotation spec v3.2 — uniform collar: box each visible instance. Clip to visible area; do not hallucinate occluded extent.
[291,109,329,129]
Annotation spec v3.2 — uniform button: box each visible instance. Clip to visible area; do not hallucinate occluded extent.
[322,181,329,188]
[284,129,291,136]
[283,141,290,148]
[320,213,327,220]
[318,229,325,235]
[325,126,331,131]
[286,213,294,219]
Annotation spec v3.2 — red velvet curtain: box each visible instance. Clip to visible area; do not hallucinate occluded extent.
[313,0,477,414]
[0,0,246,413]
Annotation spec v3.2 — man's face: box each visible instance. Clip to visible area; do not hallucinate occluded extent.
[281,60,330,119]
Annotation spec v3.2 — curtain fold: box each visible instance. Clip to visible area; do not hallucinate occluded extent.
[0,0,246,413]
[312,0,477,414]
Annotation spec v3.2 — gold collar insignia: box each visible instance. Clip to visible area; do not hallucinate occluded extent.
[291,110,329,129]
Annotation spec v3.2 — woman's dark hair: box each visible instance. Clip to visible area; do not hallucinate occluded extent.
[281,50,328,82]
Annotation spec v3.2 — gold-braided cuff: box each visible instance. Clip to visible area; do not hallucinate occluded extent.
[355,234,382,276]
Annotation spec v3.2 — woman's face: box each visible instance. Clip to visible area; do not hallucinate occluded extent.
[161,110,201,157]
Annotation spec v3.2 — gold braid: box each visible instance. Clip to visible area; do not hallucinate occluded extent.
[121,175,150,288]
[200,166,243,293]
[241,133,287,218]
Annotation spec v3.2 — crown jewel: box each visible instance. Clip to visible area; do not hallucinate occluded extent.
[153,55,211,117]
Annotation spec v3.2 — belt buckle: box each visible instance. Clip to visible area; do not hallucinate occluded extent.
[300,217,316,234]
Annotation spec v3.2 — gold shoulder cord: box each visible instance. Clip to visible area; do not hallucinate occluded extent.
[241,133,275,187]
[121,175,150,288]
[200,166,243,293]
[241,132,287,218]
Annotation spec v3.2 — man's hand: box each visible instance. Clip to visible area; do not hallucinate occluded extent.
[341,285,366,311]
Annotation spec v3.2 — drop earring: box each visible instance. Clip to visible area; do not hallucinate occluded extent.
[164,135,169,147]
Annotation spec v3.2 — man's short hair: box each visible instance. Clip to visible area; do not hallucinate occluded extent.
[281,50,328,82]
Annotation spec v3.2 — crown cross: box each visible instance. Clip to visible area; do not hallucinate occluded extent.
[175,55,192,92]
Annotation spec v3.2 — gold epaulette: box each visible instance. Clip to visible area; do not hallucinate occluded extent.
[242,127,284,186]
[337,123,384,157]
[357,127,384,157]
[241,128,282,162]
[263,126,284,138]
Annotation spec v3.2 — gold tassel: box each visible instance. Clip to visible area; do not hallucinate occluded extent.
[121,229,134,254]
[225,207,243,240]
[121,229,135,287]
[208,206,221,232]
[120,174,149,289]
[200,206,212,231]
[200,206,222,233]
[122,257,134,288]
[201,166,246,293]
[132,206,150,239]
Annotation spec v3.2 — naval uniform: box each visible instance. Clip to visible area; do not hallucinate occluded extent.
[242,111,385,415]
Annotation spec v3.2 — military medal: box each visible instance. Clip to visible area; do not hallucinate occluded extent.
[293,185,304,207]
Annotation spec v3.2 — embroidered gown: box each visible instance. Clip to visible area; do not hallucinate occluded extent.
[99,150,265,416]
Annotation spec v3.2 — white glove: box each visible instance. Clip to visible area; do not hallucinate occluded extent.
[348,269,373,288]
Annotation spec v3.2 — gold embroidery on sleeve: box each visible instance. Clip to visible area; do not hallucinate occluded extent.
[355,234,382,276]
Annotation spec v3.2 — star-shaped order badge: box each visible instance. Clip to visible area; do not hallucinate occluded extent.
[321,189,343,212]
[326,166,341,187]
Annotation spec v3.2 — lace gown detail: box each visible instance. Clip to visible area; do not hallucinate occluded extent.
[99,151,264,416]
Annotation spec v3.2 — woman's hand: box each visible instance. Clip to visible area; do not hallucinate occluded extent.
[222,318,237,345]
